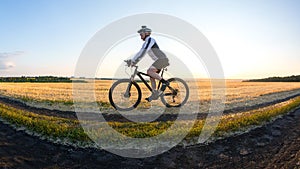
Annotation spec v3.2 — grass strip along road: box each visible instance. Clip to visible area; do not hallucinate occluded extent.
[0,96,300,147]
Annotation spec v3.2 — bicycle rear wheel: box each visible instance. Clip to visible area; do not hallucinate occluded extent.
[160,78,189,107]
[109,79,142,111]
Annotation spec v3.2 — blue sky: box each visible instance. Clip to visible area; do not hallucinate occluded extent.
[0,0,300,79]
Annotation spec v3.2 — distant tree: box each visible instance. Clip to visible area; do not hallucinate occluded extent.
[244,75,300,82]
[0,76,74,83]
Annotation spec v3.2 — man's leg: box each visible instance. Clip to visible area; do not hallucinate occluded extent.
[147,66,169,91]
[149,77,156,91]
[147,66,162,90]
[147,66,162,80]
[145,66,162,102]
[151,58,169,91]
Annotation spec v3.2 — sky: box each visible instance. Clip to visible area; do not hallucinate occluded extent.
[0,0,300,79]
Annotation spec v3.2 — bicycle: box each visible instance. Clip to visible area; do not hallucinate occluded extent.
[109,60,189,111]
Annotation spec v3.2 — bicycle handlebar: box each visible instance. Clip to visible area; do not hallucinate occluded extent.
[124,60,130,66]
[124,60,131,67]
[124,60,138,68]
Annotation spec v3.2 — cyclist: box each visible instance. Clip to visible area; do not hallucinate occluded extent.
[130,26,169,102]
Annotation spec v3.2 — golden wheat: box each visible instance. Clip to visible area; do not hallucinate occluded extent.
[0,80,300,106]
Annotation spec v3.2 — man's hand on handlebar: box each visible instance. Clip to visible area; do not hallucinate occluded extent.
[124,60,136,67]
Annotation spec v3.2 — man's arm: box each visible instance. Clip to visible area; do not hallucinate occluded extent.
[132,38,155,64]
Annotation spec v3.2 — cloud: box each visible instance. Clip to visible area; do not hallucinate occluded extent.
[0,51,25,59]
[0,62,15,69]
[0,51,24,70]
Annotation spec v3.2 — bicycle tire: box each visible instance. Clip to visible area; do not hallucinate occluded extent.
[109,79,142,111]
[160,78,189,107]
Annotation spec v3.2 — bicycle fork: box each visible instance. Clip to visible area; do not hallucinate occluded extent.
[124,82,133,98]
[124,67,138,98]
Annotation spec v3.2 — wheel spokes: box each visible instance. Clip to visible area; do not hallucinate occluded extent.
[161,78,189,107]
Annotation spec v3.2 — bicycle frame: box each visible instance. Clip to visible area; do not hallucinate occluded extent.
[124,66,166,97]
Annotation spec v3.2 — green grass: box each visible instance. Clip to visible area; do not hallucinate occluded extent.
[0,103,90,142]
[214,97,300,137]
[184,96,300,140]
[0,96,300,146]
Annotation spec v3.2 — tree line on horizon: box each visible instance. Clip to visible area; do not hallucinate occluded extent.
[0,76,73,83]
[244,75,300,82]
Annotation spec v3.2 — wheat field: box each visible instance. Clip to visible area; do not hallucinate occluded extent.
[0,80,299,99]
[0,80,300,102]
[0,80,300,112]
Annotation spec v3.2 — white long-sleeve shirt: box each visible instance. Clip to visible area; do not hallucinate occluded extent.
[132,36,167,64]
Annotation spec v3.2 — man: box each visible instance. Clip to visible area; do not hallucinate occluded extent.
[131,26,169,102]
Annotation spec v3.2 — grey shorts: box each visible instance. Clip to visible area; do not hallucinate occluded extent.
[152,58,169,70]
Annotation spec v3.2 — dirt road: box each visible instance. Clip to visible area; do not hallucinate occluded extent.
[0,104,299,168]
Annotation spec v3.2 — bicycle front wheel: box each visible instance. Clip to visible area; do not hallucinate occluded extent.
[109,79,142,111]
[160,78,189,107]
